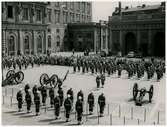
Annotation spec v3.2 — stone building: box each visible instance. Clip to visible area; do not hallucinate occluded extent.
[108,2,165,56]
[67,20,109,53]
[2,2,48,56]
[46,2,92,52]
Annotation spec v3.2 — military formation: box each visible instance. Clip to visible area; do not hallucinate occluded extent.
[16,84,106,125]
[3,53,165,125]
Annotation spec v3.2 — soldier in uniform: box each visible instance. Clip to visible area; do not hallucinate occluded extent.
[64,94,73,122]
[49,86,55,108]
[32,85,38,96]
[77,90,84,102]
[98,93,106,117]
[96,75,101,88]
[25,89,32,113]
[54,95,61,119]
[101,74,105,88]
[75,96,83,125]
[24,84,30,94]
[67,88,74,104]
[117,64,122,78]
[34,91,40,116]
[87,92,94,115]
[58,87,64,107]
[41,85,47,106]
[16,88,23,112]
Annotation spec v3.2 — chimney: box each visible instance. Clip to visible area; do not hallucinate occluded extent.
[118,1,121,15]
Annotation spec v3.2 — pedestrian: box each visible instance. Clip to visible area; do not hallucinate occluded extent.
[54,95,61,119]
[75,96,83,125]
[64,94,72,122]
[25,89,32,113]
[34,91,40,116]
[16,88,23,112]
[49,86,55,108]
[87,92,94,115]
[41,85,47,106]
[98,93,106,117]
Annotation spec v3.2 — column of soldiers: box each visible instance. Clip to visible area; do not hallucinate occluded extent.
[72,56,165,81]
[16,83,106,125]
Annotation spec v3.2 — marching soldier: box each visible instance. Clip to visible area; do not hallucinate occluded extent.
[101,74,105,88]
[49,86,55,108]
[87,92,94,115]
[34,91,40,116]
[117,64,122,78]
[98,93,106,117]
[54,95,61,119]
[96,75,101,88]
[64,95,73,122]
[77,90,84,102]
[75,96,83,125]
[58,87,64,107]
[32,85,38,96]
[67,88,74,104]
[25,89,32,113]
[16,89,23,112]
[41,85,47,106]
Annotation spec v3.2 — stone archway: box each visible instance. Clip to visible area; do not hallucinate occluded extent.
[153,32,165,57]
[125,32,137,55]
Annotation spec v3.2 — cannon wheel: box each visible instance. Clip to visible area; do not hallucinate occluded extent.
[40,73,49,86]
[133,83,138,100]
[149,85,154,102]
[15,71,24,84]
[6,70,15,78]
[50,74,58,87]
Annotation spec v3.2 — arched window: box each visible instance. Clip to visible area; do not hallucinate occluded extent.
[24,35,29,54]
[48,36,51,48]
[56,36,60,47]
[37,35,42,53]
[8,36,15,55]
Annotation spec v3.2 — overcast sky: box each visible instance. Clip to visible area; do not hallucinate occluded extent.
[92,1,161,22]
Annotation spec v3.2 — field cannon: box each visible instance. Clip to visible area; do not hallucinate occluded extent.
[133,83,153,106]
[39,70,69,87]
[2,70,24,86]
[40,73,58,87]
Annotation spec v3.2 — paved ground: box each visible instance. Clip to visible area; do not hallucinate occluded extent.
[2,64,165,125]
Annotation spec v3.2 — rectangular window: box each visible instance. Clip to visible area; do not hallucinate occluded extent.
[23,8,29,20]
[47,9,51,22]
[63,11,68,24]
[36,9,41,21]
[7,5,13,18]
[55,10,60,23]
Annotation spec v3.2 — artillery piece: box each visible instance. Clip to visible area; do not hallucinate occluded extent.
[39,70,69,87]
[40,73,58,87]
[133,83,153,106]
[2,70,24,86]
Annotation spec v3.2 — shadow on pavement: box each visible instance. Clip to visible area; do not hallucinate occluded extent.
[20,114,36,118]
[13,112,27,116]
[87,115,98,119]
[3,110,18,114]
[49,120,67,124]
[39,118,55,122]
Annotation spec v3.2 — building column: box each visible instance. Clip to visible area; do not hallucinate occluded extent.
[19,30,24,55]
[137,30,140,52]
[109,29,113,51]
[43,30,46,54]
[120,30,123,55]
[148,29,152,56]
[33,31,37,54]
[94,28,97,52]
